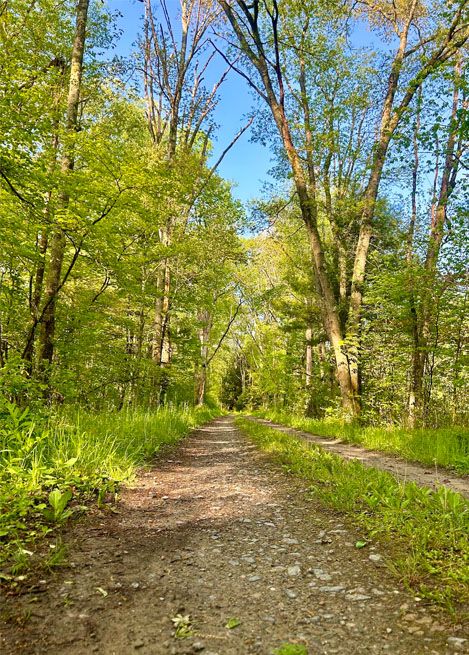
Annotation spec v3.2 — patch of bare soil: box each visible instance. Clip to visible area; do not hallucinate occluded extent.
[250,417,469,499]
[1,417,467,654]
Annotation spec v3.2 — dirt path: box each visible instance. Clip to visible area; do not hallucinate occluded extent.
[1,417,467,654]
[249,417,469,499]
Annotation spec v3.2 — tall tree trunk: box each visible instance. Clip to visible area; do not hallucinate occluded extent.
[345,5,418,401]
[218,0,464,417]
[344,0,466,399]
[152,226,172,366]
[38,0,90,378]
[151,226,172,405]
[410,59,462,424]
[24,61,64,369]
[24,228,49,367]
[305,324,313,388]
[219,0,361,417]
[195,309,211,406]
[407,89,422,428]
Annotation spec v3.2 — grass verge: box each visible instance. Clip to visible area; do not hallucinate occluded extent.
[254,409,469,474]
[236,417,469,616]
[0,403,218,582]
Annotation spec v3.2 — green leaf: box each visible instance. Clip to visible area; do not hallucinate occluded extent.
[225,617,241,629]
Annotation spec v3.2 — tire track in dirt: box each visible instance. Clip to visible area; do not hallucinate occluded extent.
[249,417,469,499]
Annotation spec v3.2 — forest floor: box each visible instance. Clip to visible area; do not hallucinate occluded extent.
[250,417,469,499]
[1,416,467,655]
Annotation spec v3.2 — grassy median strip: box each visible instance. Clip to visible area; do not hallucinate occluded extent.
[0,404,218,581]
[236,417,469,615]
[254,409,469,474]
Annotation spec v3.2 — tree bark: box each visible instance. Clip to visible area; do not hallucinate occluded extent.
[410,59,463,424]
[406,89,422,427]
[195,309,211,406]
[305,324,313,388]
[218,0,358,416]
[38,0,90,376]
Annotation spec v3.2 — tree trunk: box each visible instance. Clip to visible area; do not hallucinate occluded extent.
[195,309,211,406]
[38,230,66,369]
[305,324,313,387]
[24,228,49,367]
[24,66,63,369]
[152,253,171,365]
[409,59,462,425]
[38,0,90,377]
[406,89,422,428]
[345,5,419,402]
[152,227,172,405]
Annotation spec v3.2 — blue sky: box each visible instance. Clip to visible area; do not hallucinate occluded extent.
[106,0,273,203]
[104,2,382,204]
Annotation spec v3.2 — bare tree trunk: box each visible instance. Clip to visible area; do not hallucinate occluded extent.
[38,0,90,378]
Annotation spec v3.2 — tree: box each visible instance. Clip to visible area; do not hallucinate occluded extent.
[141,0,247,401]
[217,0,468,418]
[37,0,91,378]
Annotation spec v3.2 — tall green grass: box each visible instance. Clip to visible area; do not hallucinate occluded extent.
[237,418,469,614]
[254,409,469,474]
[0,403,218,577]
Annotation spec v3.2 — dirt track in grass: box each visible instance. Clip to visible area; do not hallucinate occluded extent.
[249,417,469,499]
[1,416,467,654]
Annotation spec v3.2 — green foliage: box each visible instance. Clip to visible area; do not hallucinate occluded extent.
[237,418,469,613]
[273,644,308,655]
[0,405,218,577]
[171,614,194,639]
[254,409,469,473]
[42,489,73,523]
[225,617,241,629]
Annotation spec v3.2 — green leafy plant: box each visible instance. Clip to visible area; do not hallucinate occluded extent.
[42,489,74,523]
[254,410,469,474]
[225,617,241,629]
[45,541,68,568]
[171,614,194,639]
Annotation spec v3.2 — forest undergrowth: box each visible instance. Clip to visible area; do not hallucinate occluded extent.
[0,403,218,584]
[254,410,469,475]
[237,418,469,617]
